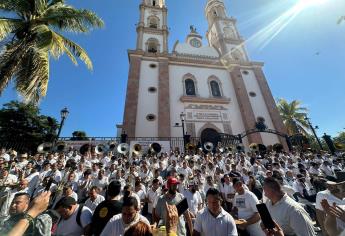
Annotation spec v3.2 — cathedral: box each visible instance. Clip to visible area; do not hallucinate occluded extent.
[122,0,288,148]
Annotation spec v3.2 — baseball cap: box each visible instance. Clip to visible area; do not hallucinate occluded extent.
[166,177,180,188]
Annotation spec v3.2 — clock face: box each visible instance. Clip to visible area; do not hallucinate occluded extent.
[190,38,202,48]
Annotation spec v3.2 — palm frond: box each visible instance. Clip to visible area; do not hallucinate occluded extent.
[42,6,104,33]
[0,18,22,41]
[51,32,93,70]
[15,48,49,103]
[0,0,31,18]
[0,41,31,94]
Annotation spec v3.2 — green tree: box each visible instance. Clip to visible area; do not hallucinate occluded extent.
[0,101,59,153]
[71,130,89,141]
[277,98,310,136]
[0,0,104,103]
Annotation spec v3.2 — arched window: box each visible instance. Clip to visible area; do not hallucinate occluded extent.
[148,17,158,28]
[185,79,196,96]
[210,81,221,97]
[146,38,159,53]
[152,0,156,6]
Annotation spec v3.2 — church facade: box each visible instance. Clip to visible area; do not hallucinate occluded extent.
[122,0,288,148]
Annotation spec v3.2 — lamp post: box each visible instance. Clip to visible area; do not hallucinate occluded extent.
[304,116,323,150]
[56,107,69,142]
[174,112,187,152]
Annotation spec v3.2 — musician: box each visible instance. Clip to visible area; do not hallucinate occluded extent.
[47,163,62,183]
[17,153,29,170]
[78,169,93,202]
[84,186,105,213]
[92,169,109,196]
[0,192,52,236]
[0,148,10,162]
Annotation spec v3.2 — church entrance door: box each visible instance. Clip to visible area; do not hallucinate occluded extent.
[200,128,220,148]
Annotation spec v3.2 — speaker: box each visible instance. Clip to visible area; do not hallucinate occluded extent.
[323,133,336,155]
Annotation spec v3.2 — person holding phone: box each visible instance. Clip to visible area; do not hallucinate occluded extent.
[263,177,315,236]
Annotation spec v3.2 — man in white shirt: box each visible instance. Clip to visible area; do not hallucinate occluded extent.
[182,181,203,217]
[146,178,161,223]
[220,174,235,212]
[232,177,265,236]
[55,196,93,236]
[263,177,316,236]
[193,188,238,236]
[85,186,105,213]
[101,196,149,236]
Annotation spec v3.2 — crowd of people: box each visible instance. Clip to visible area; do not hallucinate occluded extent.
[0,145,345,236]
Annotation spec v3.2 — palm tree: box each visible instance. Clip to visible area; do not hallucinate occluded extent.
[0,0,104,103]
[276,98,310,136]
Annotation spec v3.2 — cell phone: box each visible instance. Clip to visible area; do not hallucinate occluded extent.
[256,203,275,230]
[45,178,53,191]
[176,198,189,216]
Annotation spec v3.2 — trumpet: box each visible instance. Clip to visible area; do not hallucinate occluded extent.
[204,142,214,152]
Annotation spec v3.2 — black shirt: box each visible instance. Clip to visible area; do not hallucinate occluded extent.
[92,199,122,236]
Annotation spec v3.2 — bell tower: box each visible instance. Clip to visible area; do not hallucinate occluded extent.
[136,0,169,53]
[205,0,248,63]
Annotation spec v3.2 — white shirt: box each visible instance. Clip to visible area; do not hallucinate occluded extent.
[315,189,345,211]
[85,194,105,212]
[55,205,93,236]
[220,183,235,202]
[182,190,203,216]
[194,207,238,236]
[266,194,315,236]
[147,188,161,214]
[100,214,150,236]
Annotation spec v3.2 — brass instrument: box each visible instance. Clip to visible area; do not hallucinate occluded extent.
[204,142,214,152]
[108,141,117,152]
[186,143,196,151]
[95,143,107,154]
[273,143,284,153]
[132,144,142,155]
[117,143,129,155]
[149,143,161,154]
[37,142,53,154]
[55,141,67,153]
[79,144,91,156]
[236,145,245,153]
[249,143,259,152]
[335,143,345,151]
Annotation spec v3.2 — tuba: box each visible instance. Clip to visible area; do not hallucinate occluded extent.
[55,141,67,153]
[236,145,245,153]
[249,143,259,152]
[186,143,196,151]
[149,143,161,154]
[95,143,107,155]
[204,142,214,152]
[37,143,53,154]
[132,144,142,155]
[117,143,129,155]
[108,141,117,152]
[79,144,91,156]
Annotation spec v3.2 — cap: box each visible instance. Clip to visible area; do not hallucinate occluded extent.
[166,177,180,188]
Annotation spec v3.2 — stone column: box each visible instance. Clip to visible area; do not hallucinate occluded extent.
[230,67,263,144]
[123,55,142,137]
[158,58,171,137]
[253,67,289,150]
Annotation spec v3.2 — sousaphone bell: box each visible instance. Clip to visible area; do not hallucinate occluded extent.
[149,142,162,154]
[204,142,214,152]
[133,144,142,155]
[37,142,53,154]
[117,143,129,154]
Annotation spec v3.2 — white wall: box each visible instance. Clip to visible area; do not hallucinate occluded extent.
[241,69,280,145]
[135,60,159,137]
[175,41,219,57]
[169,65,246,137]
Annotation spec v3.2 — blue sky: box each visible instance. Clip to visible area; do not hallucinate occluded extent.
[1,0,345,138]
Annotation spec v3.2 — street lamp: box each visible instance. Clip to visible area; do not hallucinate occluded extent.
[304,116,323,150]
[56,107,69,141]
[174,112,187,152]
